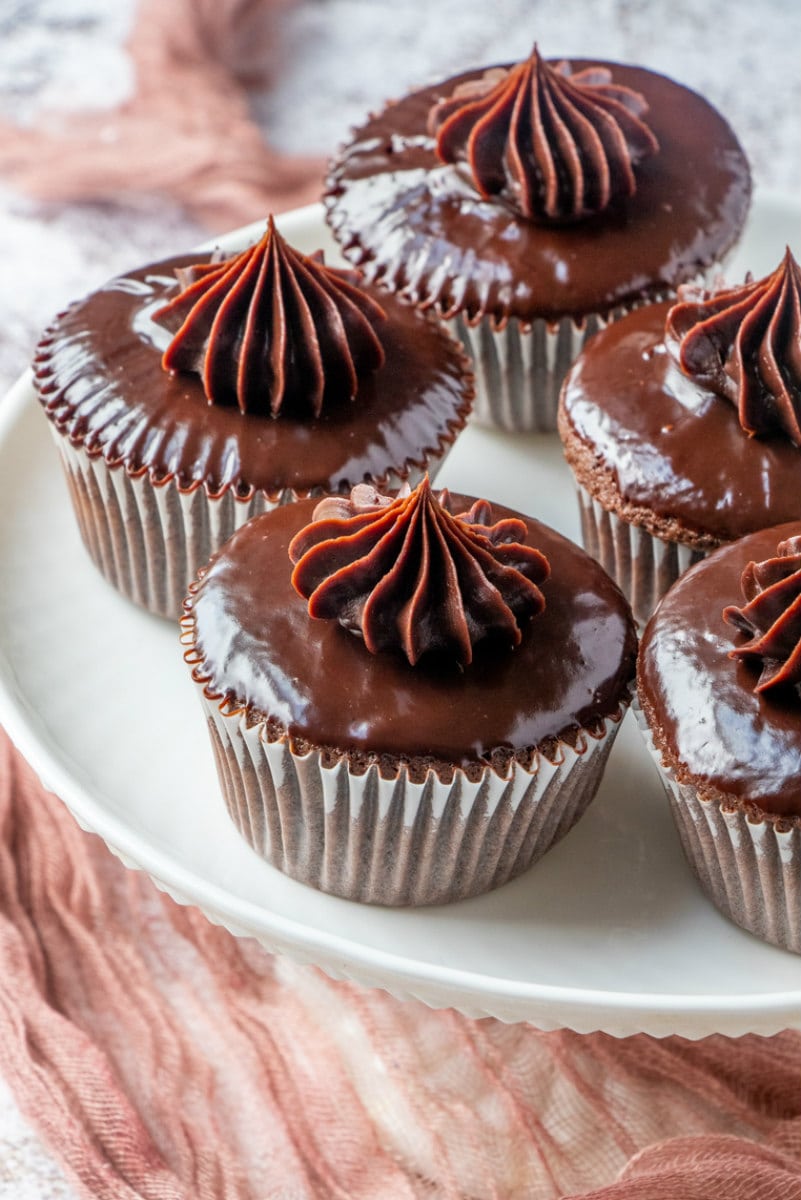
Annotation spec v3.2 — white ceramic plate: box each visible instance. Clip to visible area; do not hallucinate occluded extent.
[2,196,801,1039]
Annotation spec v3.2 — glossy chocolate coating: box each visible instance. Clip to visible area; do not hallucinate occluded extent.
[560,301,801,544]
[325,61,751,322]
[189,496,636,767]
[638,522,801,816]
[33,255,472,496]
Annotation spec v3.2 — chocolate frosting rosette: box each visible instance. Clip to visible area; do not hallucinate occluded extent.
[428,46,658,224]
[182,480,636,905]
[637,522,801,952]
[325,44,750,431]
[288,479,550,663]
[559,249,801,627]
[33,219,474,618]
[666,248,801,443]
[723,534,801,691]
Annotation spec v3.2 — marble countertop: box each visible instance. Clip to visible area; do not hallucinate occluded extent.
[0,0,799,1194]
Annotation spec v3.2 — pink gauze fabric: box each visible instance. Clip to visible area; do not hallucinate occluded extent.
[0,0,323,231]
[3,726,801,1199]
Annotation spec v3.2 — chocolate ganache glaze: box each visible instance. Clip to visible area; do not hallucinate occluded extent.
[639,522,801,816]
[289,480,550,666]
[33,252,472,497]
[429,47,658,223]
[559,301,801,548]
[325,60,751,323]
[187,495,636,771]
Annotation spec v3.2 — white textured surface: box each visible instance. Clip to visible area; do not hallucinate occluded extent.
[0,1075,74,1199]
[259,0,801,199]
[0,1,799,1192]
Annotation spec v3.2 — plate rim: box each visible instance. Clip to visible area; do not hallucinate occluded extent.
[2,195,801,1035]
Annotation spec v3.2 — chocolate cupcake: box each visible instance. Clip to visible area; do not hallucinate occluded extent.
[638,523,801,952]
[181,479,636,906]
[559,249,801,627]
[325,45,751,432]
[33,218,473,619]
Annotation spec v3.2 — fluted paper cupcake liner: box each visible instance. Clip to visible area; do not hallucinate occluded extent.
[454,286,684,433]
[454,311,606,433]
[575,486,706,627]
[185,677,626,906]
[635,704,801,953]
[455,268,731,433]
[53,434,444,620]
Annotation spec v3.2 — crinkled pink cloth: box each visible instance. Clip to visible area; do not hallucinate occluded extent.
[2,728,801,1199]
[0,0,323,231]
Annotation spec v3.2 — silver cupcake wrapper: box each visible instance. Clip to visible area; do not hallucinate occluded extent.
[634,704,801,953]
[53,434,443,620]
[453,311,607,434]
[194,687,627,907]
[449,255,735,434]
[575,485,706,627]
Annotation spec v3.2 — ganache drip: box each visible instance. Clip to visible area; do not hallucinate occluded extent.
[667,248,801,446]
[152,216,386,417]
[723,534,801,693]
[288,479,550,666]
[427,44,658,222]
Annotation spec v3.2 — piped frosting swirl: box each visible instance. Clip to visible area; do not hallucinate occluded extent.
[723,534,801,693]
[667,248,801,446]
[288,479,550,666]
[427,45,659,222]
[152,216,386,417]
